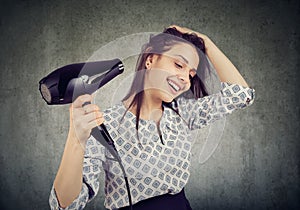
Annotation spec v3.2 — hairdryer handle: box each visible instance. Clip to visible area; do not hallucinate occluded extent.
[90,122,121,162]
[82,102,121,161]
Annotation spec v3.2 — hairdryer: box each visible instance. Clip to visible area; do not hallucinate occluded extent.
[39,59,133,209]
[39,59,124,105]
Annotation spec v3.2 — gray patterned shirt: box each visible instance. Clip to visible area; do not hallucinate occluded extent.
[49,82,255,210]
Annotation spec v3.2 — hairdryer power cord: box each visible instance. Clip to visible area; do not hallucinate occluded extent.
[95,124,133,210]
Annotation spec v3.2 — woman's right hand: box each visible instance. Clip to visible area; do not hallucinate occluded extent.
[68,94,104,149]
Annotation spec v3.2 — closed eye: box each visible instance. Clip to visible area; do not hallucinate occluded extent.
[175,62,183,69]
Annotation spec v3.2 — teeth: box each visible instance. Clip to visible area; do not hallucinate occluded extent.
[168,80,180,92]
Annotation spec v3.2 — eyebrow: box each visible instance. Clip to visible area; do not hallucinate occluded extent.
[174,54,189,64]
[174,54,197,72]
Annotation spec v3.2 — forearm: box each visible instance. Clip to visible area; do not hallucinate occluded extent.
[204,37,249,87]
[53,132,85,208]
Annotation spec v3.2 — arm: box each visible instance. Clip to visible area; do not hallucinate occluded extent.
[53,131,85,208]
[203,37,249,87]
[49,136,105,210]
[177,82,255,130]
[51,94,104,208]
[169,25,249,87]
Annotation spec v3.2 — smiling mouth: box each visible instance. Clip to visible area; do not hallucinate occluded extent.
[167,79,181,92]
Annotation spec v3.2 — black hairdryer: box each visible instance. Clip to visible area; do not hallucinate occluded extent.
[39,59,124,105]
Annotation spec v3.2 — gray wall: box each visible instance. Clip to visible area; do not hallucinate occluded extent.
[0,0,299,209]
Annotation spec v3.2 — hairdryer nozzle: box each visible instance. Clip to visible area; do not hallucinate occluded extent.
[40,83,52,104]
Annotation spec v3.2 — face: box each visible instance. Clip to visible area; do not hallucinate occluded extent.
[144,42,199,102]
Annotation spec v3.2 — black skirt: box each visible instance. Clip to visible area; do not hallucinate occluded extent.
[117,188,192,210]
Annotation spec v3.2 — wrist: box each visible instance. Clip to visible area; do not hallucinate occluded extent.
[201,36,217,56]
[67,130,86,154]
[201,35,213,52]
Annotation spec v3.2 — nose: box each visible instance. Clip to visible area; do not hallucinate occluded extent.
[176,70,190,84]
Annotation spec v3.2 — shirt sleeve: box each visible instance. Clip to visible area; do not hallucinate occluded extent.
[49,135,106,210]
[177,82,255,130]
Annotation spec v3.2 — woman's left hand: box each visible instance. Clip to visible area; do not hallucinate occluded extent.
[168,25,209,42]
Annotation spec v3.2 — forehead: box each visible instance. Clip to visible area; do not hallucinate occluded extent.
[163,42,199,69]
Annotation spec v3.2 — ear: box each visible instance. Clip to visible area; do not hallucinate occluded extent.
[189,70,197,78]
[145,54,154,70]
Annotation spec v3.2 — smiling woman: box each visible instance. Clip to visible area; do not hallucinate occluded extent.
[49,25,255,210]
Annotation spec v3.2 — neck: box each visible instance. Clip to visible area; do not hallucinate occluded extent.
[141,90,163,122]
[124,90,163,122]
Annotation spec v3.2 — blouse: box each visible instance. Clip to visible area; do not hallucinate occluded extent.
[49,82,255,210]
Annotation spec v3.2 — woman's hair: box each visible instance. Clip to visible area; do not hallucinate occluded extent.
[122,27,210,133]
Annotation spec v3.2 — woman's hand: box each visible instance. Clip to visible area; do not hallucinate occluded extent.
[68,94,104,149]
[168,24,210,42]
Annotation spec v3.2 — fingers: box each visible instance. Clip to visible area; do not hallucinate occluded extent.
[84,110,103,124]
[169,25,209,44]
[72,94,93,108]
[77,100,104,126]
[169,24,181,29]
[168,25,190,34]
[80,101,105,128]
[87,114,105,128]
[70,94,104,128]
[168,24,178,28]
[82,104,100,115]
[68,94,106,146]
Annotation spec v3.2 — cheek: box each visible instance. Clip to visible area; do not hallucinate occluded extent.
[184,83,191,91]
[152,66,170,75]
[146,69,169,86]
[152,57,174,73]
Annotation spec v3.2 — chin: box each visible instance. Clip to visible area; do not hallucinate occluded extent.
[163,99,173,103]
[161,94,175,103]
[160,89,183,103]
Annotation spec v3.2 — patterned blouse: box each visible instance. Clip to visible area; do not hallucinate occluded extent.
[49,82,255,210]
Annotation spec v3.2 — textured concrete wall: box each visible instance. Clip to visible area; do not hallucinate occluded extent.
[0,0,299,209]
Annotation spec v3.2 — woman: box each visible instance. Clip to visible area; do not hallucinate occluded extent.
[49,25,255,210]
